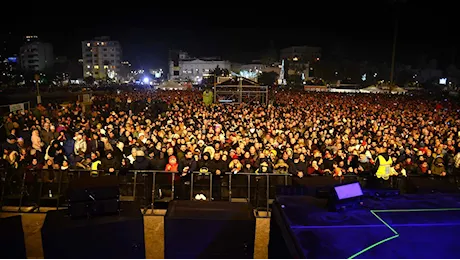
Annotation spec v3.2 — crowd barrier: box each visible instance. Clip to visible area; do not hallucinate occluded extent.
[225,172,290,217]
[0,167,458,217]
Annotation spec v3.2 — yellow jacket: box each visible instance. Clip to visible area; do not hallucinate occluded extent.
[376,155,392,180]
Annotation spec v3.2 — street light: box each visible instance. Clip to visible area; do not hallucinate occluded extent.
[35,74,41,104]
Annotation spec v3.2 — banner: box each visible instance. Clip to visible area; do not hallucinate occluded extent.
[9,103,25,112]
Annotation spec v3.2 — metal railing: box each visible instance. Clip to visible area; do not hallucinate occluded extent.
[225,172,291,217]
[1,167,458,216]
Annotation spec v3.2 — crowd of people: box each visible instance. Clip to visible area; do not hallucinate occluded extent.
[1,89,460,201]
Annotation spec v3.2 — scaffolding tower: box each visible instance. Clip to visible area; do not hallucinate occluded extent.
[213,77,269,105]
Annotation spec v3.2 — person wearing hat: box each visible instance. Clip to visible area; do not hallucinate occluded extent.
[101,151,120,174]
[2,134,18,152]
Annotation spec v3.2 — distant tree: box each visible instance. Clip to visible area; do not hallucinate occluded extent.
[201,76,214,87]
[287,74,303,87]
[212,66,223,76]
[258,71,279,86]
[84,76,95,85]
[221,68,230,76]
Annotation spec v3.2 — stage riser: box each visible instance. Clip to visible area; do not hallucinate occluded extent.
[0,210,270,259]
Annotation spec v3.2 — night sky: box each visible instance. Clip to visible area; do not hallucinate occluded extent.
[3,0,458,70]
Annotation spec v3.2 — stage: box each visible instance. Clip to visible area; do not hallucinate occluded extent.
[271,194,460,259]
[0,208,270,259]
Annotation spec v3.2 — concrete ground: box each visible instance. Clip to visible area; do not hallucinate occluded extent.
[0,209,270,259]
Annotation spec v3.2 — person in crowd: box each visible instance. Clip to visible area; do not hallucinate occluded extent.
[101,151,120,174]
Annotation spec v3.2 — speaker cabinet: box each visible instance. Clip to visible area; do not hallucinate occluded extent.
[165,200,256,258]
[0,215,26,258]
[41,202,145,259]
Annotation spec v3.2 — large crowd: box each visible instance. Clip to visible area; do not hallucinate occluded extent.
[1,89,460,201]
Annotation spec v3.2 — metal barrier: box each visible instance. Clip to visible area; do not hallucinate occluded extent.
[1,166,458,216]
[225,172,290,218]
[190,171,213,201]
[127,170,177,215]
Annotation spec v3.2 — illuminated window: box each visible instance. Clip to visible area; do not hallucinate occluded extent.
[94,65,99,69]
[104,65,109,69]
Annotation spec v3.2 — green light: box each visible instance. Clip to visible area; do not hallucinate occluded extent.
[347,208,460,259]
[348,234,400,259]
[370,210,398,235]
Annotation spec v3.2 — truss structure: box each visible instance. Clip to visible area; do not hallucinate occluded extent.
[213,77,269,105]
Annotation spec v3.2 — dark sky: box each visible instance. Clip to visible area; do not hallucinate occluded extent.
[3,0,458,70]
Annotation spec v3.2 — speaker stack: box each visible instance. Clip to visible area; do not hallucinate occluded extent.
[40,176,145,259]
[164,200,256,258]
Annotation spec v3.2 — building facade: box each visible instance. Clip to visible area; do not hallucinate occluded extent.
[81,36,122,80]
[19,41,53,72]
[169,50,231,84]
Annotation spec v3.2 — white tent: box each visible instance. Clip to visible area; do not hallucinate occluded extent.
[156,81,188,91]
[360,85,382,93]
[391,86,408,94]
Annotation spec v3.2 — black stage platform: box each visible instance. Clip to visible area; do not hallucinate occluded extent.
[269,193,460,259]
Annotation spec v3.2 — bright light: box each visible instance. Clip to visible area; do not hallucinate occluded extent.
[439,78,447,85]
[143,77,150,84]
[239,70,258,80]
[86,43,90,47]
[293,57,299,61]
[362,74,367,81]
[316,58,320,61]
[374,73,377,77]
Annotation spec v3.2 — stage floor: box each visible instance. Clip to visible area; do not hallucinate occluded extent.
[292,208,460,259]
[276,194,460,259]
[0,209,270,259]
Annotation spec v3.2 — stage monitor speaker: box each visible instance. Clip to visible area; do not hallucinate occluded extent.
[41,202,145,259]
[68,175,120,218]
[0,215,26,259]
[327,182,364,212]
[165,200,256,259]
[294,176,341,197]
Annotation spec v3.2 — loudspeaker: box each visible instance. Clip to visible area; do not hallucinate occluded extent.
[165,201,256,259]
[0,215,27,258]
[41,202,145,259]
[295,176,341,197]
[68,175,120,218]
